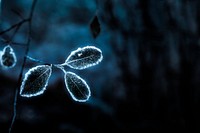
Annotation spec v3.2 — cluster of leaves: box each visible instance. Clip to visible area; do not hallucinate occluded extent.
[9,46,102,102]
[0,1,103,133]
[0,2,102,103]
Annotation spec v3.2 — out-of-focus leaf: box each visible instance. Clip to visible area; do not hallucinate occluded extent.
[0,45,17,68]
[90,15,101,38]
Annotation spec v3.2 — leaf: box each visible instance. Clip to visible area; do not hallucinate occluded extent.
[90,15,101,38]
[0,45,17,68]
[20,65,52,97]
[64,46,103,70]
[64,71,91,102]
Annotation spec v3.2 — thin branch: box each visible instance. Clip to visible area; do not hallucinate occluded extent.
[11,9,25,20]
[8,1,38,133]
[0,19,28,35]
[0,0,37,43]
[26,55,44,63]
[8,89,18,133]
[29,0,37,20]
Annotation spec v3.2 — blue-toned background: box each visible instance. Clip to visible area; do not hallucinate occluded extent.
[1,0,200,132]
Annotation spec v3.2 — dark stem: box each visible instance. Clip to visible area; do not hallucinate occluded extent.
[0,19,28,35]
[26,56,62,68]
[8,0,38,133]
[0,0,38,42]
[11,9,25,20]
[8,89,18,133]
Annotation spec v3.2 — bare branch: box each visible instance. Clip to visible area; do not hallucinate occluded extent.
[8,1,38,133]
[0,19,28,35]
[11,9,25,20]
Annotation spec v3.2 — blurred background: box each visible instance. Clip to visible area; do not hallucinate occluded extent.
[1,0,200,132]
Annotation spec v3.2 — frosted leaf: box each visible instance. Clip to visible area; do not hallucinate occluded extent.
[64,71,91,102]
[65,46,103,70]
[0,45,17,68]
[20,65,52,98]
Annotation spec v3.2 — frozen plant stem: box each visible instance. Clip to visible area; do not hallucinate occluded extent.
[0,0,39,133]
[26,55,45,63]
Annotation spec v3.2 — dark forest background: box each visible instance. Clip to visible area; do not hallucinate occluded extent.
[1,0,200,132]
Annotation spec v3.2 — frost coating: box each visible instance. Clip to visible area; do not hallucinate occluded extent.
[20,65,52,97]
[65,46,103,70]
[0,45,17,68]
[64,71,91,102]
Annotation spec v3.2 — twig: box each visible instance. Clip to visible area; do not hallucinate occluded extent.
[8,0,38,133]
[0,19,29,36]
[26,55,45,63]
[11,9,25,20]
